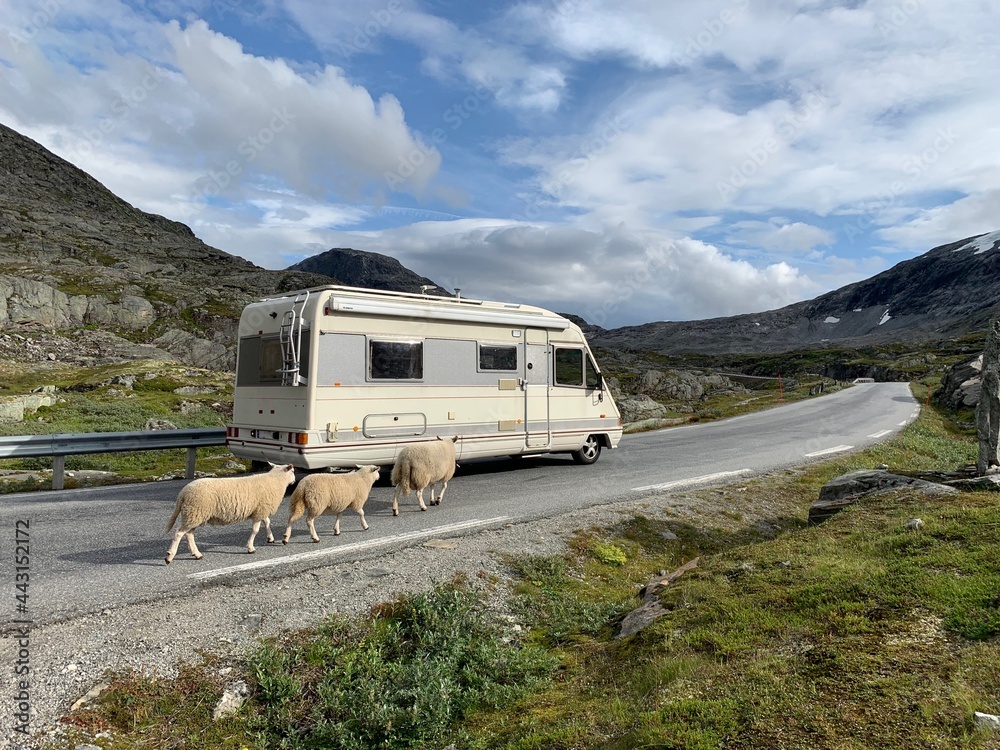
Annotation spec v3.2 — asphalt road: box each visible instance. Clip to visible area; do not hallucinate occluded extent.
[1,383,917,627]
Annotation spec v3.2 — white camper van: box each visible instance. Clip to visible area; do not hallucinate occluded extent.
[225,285,622,469]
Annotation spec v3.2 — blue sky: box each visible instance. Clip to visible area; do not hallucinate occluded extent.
[1,0,998,327]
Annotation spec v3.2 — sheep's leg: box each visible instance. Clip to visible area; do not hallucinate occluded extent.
[430,483,438,506]
[263,515,275,544]
[357,507,369,531]
[392,485,401,516]
[247,520,262,554]
[334,512,342,536]
[436,480,448,505]
[165,530,184,564]
[283,503,304,544]
[308,516,320,543]
[185,531,203,561]
[165,527,202,564]
[416,487,427,511]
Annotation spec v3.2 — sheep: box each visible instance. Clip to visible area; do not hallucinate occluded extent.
[282,465,380,544]
[391,436,458,515]
[164,463,296,564]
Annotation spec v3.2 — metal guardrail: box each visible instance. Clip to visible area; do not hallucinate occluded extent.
[0,428,228,490]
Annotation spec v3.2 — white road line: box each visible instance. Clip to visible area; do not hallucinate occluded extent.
[867,430,893,439]
[187,516,513,580]
[804,445,853,458]
[632,469,753,493]
[898,421,908,426]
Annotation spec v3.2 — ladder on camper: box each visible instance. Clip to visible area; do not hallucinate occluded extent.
[277,291,309,386]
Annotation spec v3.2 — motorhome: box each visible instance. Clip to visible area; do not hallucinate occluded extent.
[225,285,622,469]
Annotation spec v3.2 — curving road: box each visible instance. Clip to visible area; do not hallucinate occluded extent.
[1,383,917,627]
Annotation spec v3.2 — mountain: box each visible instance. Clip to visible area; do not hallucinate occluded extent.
[287,247,449,296]
[0,122,338,368]
[591,232,1000,355]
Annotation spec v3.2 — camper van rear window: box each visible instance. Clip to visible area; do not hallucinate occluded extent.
[478,344,518,371]
[369,340,423,380]
[554,348,584,386]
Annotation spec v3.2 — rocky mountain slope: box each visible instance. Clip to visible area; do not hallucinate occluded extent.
[590,231,1000,355]
[288,247,449,295]
[0,122,336,369]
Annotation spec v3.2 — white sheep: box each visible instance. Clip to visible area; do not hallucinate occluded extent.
[391,436,458,515]
[164,463,296,564]
[282,465,380,544]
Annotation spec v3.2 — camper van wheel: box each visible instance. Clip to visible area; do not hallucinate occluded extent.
[571,435,602,465]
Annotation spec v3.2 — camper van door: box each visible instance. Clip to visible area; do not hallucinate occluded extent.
[524,329,551,448]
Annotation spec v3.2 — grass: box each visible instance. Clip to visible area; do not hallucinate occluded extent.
[60,583,555,750]
[51,390,999,749]
[0,360,238,486]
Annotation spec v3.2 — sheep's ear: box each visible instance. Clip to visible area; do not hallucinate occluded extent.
[355,464,365,470]
[267,461,277,467]
[369,465,379,473]
[451,436,458,443]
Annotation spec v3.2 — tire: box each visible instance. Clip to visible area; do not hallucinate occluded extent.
[571,435,602,465]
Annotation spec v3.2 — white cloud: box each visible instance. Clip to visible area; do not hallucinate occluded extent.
[0,8,440,210]
[293,220,821,326]
[726,221,834,255]
[281,1,568,112]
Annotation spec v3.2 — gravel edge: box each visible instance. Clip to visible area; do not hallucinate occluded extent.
[1,477,797,750]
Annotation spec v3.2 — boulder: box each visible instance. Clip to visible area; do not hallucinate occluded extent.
[937,355,982,409]
[618,394,668,423]
[153,329,233,370]
[809,470,957,523]
[978,319,1000,474]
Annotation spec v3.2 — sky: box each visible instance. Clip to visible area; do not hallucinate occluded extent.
[1,0,998,328]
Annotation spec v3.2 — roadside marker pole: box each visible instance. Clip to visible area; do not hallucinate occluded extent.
[778,374,784,404]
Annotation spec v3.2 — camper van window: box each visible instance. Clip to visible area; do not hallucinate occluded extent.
[478,344,518,371]
[585,355,601,389]
[554,348,584,387]
[369,340,423,380]
[236,334,311,386]
[259,338,284,383]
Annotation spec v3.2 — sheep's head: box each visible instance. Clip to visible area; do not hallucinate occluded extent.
[355,464,381,481]
[270,463,297,486]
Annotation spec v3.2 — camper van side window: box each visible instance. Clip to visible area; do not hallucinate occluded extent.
[554,348,584,387]
[479,344,518,371]
[585,355,601,389]
[369,340,423,380]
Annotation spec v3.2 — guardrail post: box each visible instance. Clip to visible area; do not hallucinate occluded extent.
[52,455,65,491]
[186,447,197,479]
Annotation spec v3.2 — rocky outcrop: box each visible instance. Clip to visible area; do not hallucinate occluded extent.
[0,386,59,423]
[809,470,958,523]
[977,320,1000,474]
[0,122,335,370]
[617,394,668,423]
[287,247,449,296]
[153,329,233,371]
[937,355,982,409]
